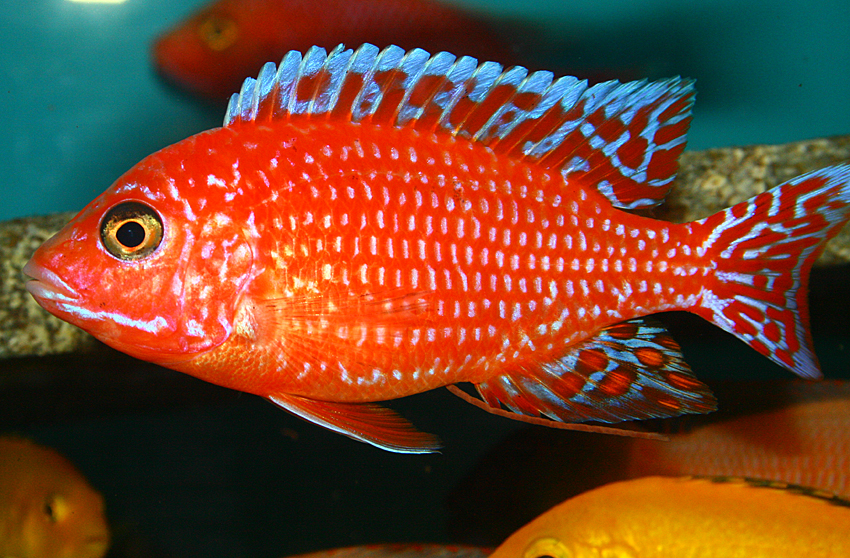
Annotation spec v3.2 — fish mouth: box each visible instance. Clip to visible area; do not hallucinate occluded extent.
[22,260,80,303]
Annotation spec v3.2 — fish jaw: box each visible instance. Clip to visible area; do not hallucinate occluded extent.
[23,255,180,363]
[23,260,80,309]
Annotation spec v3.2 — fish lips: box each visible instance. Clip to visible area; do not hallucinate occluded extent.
[22,260,80,307]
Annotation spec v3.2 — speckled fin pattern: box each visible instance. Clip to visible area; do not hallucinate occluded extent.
[224,43,694,209]
[473,317,716,423]
[694,165,850,379]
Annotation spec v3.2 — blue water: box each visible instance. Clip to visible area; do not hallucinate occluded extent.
[2,0,849,221]
[2,2,850,557]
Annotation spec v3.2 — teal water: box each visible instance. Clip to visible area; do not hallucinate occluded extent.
[2,0,850,221]
[2,1,850,557]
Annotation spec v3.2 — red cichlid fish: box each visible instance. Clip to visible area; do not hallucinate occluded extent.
[152,0,517,101]
[24,44,850,453]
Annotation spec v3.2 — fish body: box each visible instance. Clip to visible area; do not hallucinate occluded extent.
[625,381,850,497]
[489,476,850,558]
[153,0,516,100]
[0,437,110,558]
[25,44,850,452]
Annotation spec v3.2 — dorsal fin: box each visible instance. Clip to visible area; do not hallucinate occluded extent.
[225,44,695,209]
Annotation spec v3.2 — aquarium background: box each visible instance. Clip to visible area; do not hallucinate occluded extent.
[1,0,850,557]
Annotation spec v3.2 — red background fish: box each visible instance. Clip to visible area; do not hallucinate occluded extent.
[153,0,519,100]
[26,44,850,452]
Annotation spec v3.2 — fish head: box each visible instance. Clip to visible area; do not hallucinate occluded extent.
[18,483,111,558]
[24,133,255,365]
[0,437,111,558]
[152,0,274,100]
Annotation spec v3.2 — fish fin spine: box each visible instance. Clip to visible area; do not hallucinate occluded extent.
[267,394,441,453]
[225,44,693,209]
[693,165,850,378]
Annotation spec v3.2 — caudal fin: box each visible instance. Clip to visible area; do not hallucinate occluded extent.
[694,165,850,379]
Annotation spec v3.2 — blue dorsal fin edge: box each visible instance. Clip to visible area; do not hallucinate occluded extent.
[224,44,695,206]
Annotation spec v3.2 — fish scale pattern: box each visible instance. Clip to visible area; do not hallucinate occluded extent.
[225,43,694,209]
[25,42,850,453]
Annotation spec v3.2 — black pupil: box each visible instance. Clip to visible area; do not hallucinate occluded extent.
[116,221,146,248]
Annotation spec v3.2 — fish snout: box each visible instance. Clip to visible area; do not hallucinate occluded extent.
[22,260,80,303]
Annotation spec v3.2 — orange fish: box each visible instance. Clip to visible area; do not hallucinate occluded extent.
[489,476,850,557]
[0,436,110,558]
[152,0,516,100]
[446,380,850,542]
[624,381,850,497]
[24,44,850,452]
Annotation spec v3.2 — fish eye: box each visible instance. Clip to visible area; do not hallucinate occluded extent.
[198,13,238,52]
[43,494,69,523]
[523,538,571,558]
[100,201,163,261]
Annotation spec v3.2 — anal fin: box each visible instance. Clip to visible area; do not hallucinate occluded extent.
[468,317,716,425]
[268,393,441,454]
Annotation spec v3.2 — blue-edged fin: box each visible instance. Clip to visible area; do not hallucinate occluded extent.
[267,394,441,453]
[460,317,716,424]
[225,43,695,209]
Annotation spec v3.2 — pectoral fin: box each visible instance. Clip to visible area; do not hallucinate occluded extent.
[267,393,441,454]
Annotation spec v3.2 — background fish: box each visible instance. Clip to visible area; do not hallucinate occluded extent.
[0,436,110,558]
[488,476,850,558]
[288,545,490,558]
[24,44,850,453]
[447,379,850,543]
[152,0,519,101]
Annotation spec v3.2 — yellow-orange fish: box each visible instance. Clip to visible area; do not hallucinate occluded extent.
[0,437,110,558]
[624,381,850,497]
[447,381,850,542]
[489,476,850,558]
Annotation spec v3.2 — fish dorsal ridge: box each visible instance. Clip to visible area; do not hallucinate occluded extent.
[225,43,696,208]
